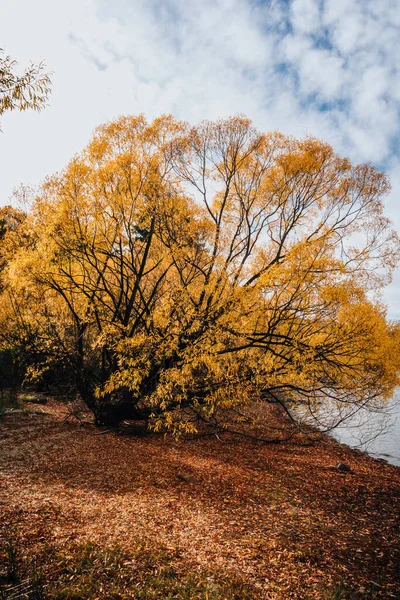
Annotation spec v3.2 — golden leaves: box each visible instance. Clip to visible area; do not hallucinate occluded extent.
[1,114,399,429]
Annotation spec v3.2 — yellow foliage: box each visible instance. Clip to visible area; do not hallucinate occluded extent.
[1,114,399,430]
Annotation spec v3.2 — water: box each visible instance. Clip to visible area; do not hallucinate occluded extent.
[296,390,400,467]
[327,393,400,467]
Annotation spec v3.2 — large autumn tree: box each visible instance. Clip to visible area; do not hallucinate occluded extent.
[2,115,399,430]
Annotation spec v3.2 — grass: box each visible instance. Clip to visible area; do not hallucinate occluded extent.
[322,582,381,600]
[0,389,21,415]
[1,541,366,600]
[0,539,255,599]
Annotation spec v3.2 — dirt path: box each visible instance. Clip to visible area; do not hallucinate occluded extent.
[1,400,399,599]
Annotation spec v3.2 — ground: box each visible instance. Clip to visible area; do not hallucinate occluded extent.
[0,399,399,599]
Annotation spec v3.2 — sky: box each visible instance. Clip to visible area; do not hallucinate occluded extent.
[1,0,400,316]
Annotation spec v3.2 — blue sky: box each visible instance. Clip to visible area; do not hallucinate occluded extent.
[1,0,400,315]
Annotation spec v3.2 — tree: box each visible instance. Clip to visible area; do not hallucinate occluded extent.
[0,205,27,270]
[0,206,28,387]
[0,48,51,122]
[2,115,400,431]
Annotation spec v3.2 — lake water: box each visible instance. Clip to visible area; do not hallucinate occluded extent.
[325,391,400,467]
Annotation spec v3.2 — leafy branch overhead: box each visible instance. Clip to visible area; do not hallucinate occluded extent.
[0,48,51,119]
[1,115,399,433]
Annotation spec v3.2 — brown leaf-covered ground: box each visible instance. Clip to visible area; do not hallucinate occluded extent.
[0,399,399,599]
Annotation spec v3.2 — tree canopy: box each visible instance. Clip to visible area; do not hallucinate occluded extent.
[1,115,399,432]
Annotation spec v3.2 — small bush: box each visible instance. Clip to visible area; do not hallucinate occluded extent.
[0,389,20,415]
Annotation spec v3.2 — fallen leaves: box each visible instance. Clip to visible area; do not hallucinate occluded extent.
[0,402,399,599]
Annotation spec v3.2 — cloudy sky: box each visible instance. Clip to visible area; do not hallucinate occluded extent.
[1,0,400,315]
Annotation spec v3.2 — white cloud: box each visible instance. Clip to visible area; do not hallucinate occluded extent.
[323,0,365,55]
[291,0,320,35]
[282,35,345,100]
